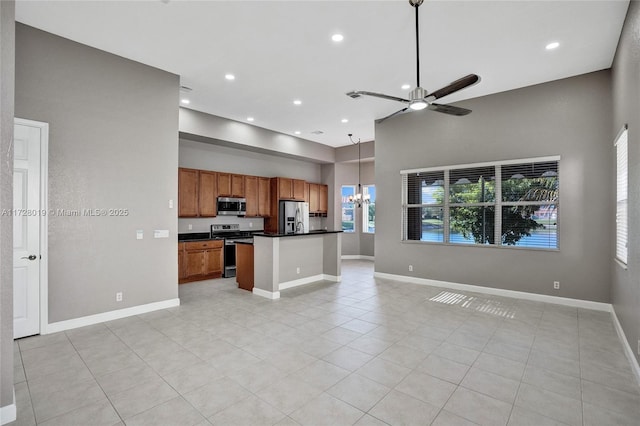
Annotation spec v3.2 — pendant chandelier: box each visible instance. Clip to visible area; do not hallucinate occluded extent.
[348,134,370,208]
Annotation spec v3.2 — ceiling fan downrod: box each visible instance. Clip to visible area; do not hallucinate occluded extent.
[410,0,424,88]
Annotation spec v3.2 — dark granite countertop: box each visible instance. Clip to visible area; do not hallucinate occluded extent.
[253,230,343,238]
[178,232,223,242]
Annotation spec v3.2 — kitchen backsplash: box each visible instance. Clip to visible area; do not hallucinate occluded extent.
[178,216,325,234]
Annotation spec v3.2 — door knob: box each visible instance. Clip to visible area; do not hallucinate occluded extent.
[21,255,37,261]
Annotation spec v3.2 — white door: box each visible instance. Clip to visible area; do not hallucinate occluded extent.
[13,121,42,339]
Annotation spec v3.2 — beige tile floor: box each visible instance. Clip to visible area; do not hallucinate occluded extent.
[9,260,640,426]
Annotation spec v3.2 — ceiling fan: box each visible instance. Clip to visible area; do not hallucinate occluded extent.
[346,0,480,123]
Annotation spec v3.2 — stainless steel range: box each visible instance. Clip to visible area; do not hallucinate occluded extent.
[210,224,254,278]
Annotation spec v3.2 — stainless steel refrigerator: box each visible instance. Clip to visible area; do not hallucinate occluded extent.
[279,201,309,234]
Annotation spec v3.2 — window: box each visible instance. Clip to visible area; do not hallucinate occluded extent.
[362,185,376,233]
[616,125,628,264]
[402,156,559,249]
[341,185,356,232]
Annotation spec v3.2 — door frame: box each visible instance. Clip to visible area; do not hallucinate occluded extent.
[14,117,49,336]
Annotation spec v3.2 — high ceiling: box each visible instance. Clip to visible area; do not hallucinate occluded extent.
[15,0,629,148]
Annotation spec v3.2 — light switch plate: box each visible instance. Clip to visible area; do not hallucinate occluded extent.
[154,230,169,238]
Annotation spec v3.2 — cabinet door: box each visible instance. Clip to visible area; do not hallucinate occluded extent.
[244,176,258,217]
[279,178,293,199]
[218,173,232,197]
[319,184,328,213]
[178,168,199,217]
[293,179,306,200]
[204,248,223,275]
[309,183,319,213]
[231,174,245,197]
[198,171,217,217]
[184,250,204,278]
[258,177,271,217]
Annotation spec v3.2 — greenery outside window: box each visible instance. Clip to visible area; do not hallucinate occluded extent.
[362,185,376,233]
[402,156,559,249]
[341,185,356,232]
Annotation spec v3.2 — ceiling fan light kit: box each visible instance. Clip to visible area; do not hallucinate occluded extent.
[347,0,480,122]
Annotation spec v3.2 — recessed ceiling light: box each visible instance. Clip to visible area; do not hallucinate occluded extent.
[294,131,301,135]
[293,100,302,105]
[180,99,190,105]
[225,74,235,80]
[247,117,254,122]
[545,42,560,50]
[331,34,344,42]
[401,84,411,90]
[341,118,349,123]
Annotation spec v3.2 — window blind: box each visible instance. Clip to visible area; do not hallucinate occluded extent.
[615,126,628,264]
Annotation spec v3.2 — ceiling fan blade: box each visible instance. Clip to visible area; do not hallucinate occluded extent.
[346,90,409,104]
[427,103,472,116]
[375,107,410,124]
[426,74,480,100]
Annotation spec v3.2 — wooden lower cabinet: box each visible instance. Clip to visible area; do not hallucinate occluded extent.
[179,240,224,283]
[236,243,254,291]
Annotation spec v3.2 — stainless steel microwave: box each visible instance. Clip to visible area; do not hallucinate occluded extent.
[217,197,246,216]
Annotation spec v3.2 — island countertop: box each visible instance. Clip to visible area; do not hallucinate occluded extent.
[253,230,343,238]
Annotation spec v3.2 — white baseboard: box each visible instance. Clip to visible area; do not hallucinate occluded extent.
[44,298,181,334]
[342,255,374,261]
[373,272,612,312]
[323,274,341,283]
[611,307,640,386]
[280,274,325,290]
[252,287,280,299]
[0,390,16,425]
[279,274,341,290]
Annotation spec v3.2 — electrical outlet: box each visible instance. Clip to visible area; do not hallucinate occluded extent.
[249,222,253,228]
[553,281,560,290]
[188,224,192,230]
[296,267,300,274]
[116,292,123,302]
[169,199,174,209]
[409,265,413,272]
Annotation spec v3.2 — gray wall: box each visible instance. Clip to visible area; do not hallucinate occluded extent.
[179,108,335,164]
[178,138,324,233]
[611,0,640,365]
[0,0,14,412]
[375,70,612,303]
[15,24,179,323]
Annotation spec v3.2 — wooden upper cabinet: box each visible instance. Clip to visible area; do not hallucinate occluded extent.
[231,174,245,197]
[178,168,199,217]
[278,177,306,200]
[319,184,328,213]
[244,176,258,217]
[278,177,293,199]
[258,177,271,217]
[309,183,319,212]
[217,173,231,197]
[198,171,217,217]
[293,179,305,201]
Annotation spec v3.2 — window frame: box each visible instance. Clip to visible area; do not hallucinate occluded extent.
[401,156,560,251]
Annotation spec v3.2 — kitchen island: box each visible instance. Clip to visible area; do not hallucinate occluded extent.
[252,231,342,299]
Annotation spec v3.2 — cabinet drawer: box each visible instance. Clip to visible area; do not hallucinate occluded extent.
[184,240,222,251]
